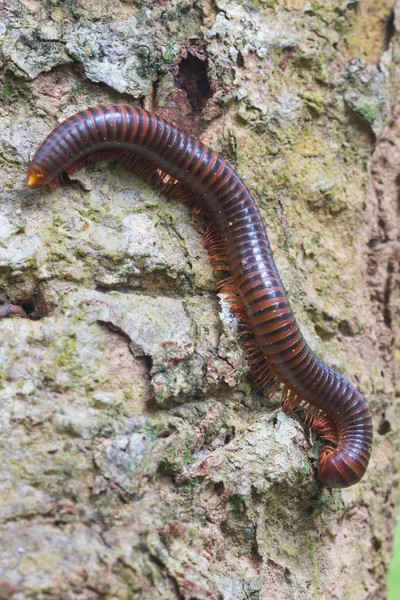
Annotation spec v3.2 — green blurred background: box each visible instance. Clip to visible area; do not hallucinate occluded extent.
[388,514,400,599]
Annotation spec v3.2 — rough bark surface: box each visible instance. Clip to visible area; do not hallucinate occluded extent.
[0,1,399,599]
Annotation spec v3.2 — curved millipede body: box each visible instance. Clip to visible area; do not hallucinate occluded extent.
[27,105,373,488]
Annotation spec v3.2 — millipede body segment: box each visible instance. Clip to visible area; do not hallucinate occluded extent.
[27,105,373,488]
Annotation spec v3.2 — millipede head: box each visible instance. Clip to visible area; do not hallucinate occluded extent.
[27,165,51,189]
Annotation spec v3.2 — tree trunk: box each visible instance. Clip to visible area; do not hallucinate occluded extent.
[0,1,399,598]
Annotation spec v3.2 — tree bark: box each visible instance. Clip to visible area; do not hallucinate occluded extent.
[0,1,399,599]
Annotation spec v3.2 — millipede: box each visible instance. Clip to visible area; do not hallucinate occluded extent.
[26,105,373,488]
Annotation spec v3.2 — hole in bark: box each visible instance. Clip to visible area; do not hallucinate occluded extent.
[367,236,380,249]
[215,481,224,496]
[21,301,35,315]
[224,426,235,444]
[157,458,175,477]
[28,290,53,319]
[251,528,262,561]
[385,10,395,51]
[383,260,394,327]
[372,537,382,552]
[378,419,391,435]
[305,505,314,517]
[250,485,260,504]
[338,320,353,336]
[378,217,388,234]
[138,354,153,374]
[236,51,244,68]
[315,323,335,340]
[176,44,211,113]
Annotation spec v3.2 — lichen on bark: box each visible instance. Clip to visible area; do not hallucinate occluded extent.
[0,1,399,599]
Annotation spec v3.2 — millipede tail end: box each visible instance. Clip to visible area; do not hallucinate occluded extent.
[317,449,366,489]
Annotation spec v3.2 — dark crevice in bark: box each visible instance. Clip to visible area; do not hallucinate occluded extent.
[383,259,395,327]
[378,417,391,435]
[176,47,211,113]
[157,40,214,135]
[384,9,396,51]
[214,481,224,496]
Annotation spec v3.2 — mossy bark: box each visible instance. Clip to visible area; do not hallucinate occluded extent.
[0,1,399,599]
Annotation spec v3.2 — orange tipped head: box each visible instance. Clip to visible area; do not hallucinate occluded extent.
[26,166,50,189]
